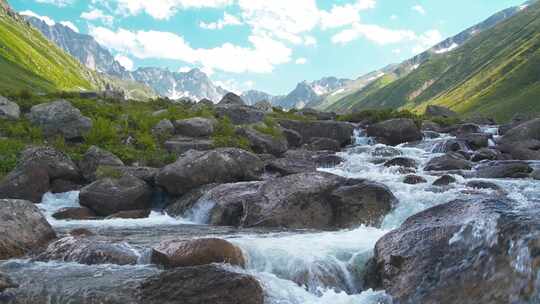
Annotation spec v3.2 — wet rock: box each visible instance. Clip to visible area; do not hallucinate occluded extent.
[432,175,456,186]
[0,272,17,292]
[164,136,214,155]
[173,117,216,138]
[36,235,138,265]
[79,146,124,181]
[403,175,427,185]
[151,238,245,268]
[156,148,264,196]
[278,119,355,147]
[475,161,533,179]
[425,105,457,118]
[423,131,440,139]
[106,209,150,219]
[0,199,56,259]
[236,127,288,156]
[532,170,540,180]
[471,148,500,162]
[306,137,341,152]
[421,121,442,132]
[497,140,540,160]
[28,100,92,140]
[0,96,20,120]
[50,179,82,193]
[266,157,317,176]
[424,152,472,171]
[151,119,174,137]
[432,139,465,153]
[366,198,540,304]
[80,174,152,216]
[0,166,49,203]
[165,184,218,217]
[52,207,97,220]
[457,133,490,150]
[195,172,396,229]
[281,128,303,147]
[366,119,422,146]
[447,123,481,136]
[383,157,417,169]
[466,180,503,192]
[216,105,265,125]
[140,265,264,304]
[371,146,402,158]
[218,92,245,106]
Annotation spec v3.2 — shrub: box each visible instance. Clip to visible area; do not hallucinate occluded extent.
[84,117,119,146]
[253,117,284,139]
[95,166,123,179]
[0,138,25,177]
[212,117,251,150]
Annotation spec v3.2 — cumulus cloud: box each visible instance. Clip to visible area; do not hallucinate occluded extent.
[81,9,114,26]
[200,12,242,30]
[320,0,375,29]
[20,10,56,26]
[60,21,79,33]
[89,27,292,74]
[412,5,426,15]
[114,54,135,71]
[115,0,234,20]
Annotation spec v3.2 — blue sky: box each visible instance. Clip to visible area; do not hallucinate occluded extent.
[10,0,526,95]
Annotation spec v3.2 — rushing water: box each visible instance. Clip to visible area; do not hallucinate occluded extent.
[4,125,540,304]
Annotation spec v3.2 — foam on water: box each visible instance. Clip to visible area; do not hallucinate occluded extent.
[39,191,193,228]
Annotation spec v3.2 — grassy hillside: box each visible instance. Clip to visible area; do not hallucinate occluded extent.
[0,6,99,94]
[331,2,540,122]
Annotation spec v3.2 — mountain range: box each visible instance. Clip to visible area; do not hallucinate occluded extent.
[318,0,540,121]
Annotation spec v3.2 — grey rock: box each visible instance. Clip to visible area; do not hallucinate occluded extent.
[164,136,214,155]
[151,119,174,137]
[424,152,472,171]
[0,96,20,120]
[174,117,216,138]
[218,92,245,106]
[236,127,288,157]
[278,119,355,146]
[425,105,457,118]
[28,100,92,140]
[216,105,266,125]
[306,137,341,152]
[475,161,533,179]
[79,146,124,181]
[367,119,423,146]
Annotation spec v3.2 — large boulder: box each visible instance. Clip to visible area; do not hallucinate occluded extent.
[155,148,264,196]
[365,198,540,304]
[366,119,423,146]
[36,235,139,265]
[475,161,533,179]
[151,238,245,268]
[186,172,396,229]
[216,105,266,125]
[424,152,472,171]
[27,100,92,140]
[79,174,152,216]
[151,119,174,138]
[236,127,288,157]
[252,100,273,113]
[0,165,49,203]
[0,199,56,259]
[425,105,457,118]
[139,265,264,304]
[173,117,216,138]
[79,146,124,181]
[265,150,343,177]
[306,137,341,152]
[278,119,355,146]
[0,96,20,120]
[164,136,214,155]
[500,118,540,144]
[19,146,80,181]
[497,140,540,160]
[218,92,245,106]
[457,133,490,150]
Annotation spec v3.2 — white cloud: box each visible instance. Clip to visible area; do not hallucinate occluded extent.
[89,27,292,74]
[390,14,398,20]
[303,35,317,46]
[392,48,401,54]
[295,57,307,64]
[115,0,234,20]
[412,5,426,15]
[20,10,56,26]
[332,23,416,45]
[320,0,375,29]
[35,0,73,7]
[178,66,192,73]
[200,12,242,30]
[412,29,442,54]
[60,21,79,33]
[81,9,114,25]
[114,54,134,71]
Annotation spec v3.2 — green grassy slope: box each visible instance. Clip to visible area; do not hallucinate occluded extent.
[335,2,540,122]
[0,5,96,94]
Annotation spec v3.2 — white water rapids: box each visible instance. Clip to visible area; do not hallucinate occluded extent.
[30,126,540,304]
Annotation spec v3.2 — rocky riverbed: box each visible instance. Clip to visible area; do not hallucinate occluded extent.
[0,98,540,303]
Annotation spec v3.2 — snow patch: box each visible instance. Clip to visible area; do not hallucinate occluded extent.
[435,43,459,54]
